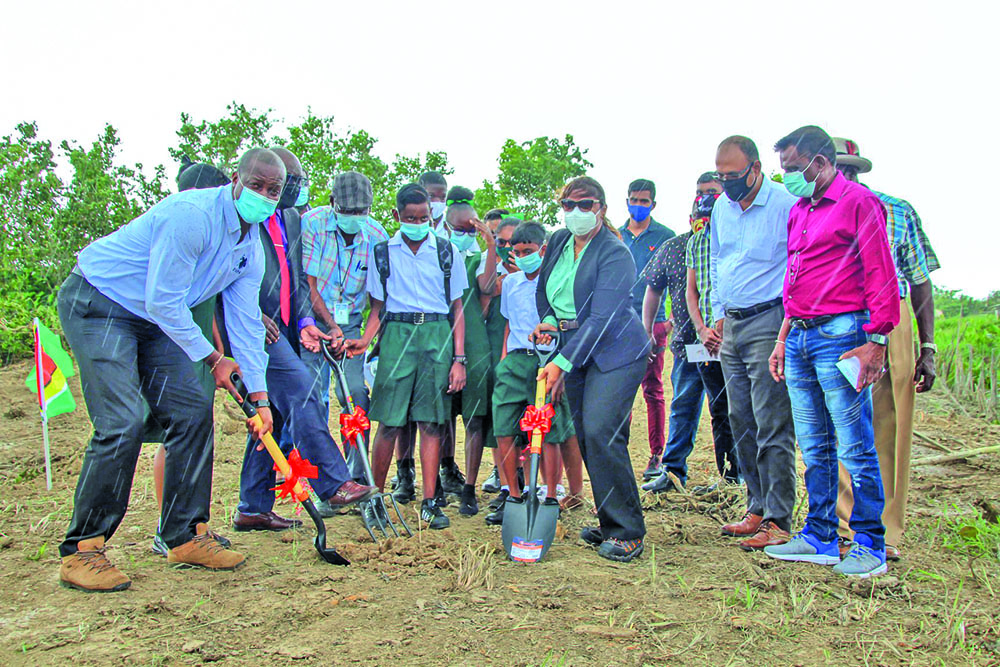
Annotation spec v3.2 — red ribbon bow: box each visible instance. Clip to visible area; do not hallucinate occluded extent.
[339,407,371,448]
[519,403,555,435]
[270,449,319,500]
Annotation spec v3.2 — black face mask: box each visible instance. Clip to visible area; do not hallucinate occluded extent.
[278,174,305,209]
[721,163,757,202]
[692,193,720,218]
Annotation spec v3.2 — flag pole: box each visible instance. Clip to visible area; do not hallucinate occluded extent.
[33,318,53,491]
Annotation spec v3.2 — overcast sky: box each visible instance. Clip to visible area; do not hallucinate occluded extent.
[2,1,996,296]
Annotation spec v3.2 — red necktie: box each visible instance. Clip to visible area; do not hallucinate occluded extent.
[266,214,291,326]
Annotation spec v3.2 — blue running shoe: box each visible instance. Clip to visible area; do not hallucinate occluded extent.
[764,530,840,565]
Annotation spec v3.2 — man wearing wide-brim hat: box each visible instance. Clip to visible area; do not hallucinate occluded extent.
[832,137,941,562]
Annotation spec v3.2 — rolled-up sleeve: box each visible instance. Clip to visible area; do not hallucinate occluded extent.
[856,196,900,335]
[144,205,216,363]
[222,243,269,393]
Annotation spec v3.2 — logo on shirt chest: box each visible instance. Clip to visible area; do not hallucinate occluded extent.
[233,254,248,274]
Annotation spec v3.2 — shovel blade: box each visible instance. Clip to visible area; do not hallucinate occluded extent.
[502,495,559,563]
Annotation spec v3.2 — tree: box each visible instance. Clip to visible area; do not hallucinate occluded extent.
[168,103,273,175]
[476,135,592,225]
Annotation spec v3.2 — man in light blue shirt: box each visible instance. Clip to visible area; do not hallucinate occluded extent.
[710,136,797,554]
[57,148,284,593]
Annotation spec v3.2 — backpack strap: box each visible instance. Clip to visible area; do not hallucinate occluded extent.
[436,237,454,308]
[373,241,390,305]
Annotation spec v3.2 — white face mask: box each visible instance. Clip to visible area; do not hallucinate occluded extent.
[562,208,599,236]
[429,201,447,222]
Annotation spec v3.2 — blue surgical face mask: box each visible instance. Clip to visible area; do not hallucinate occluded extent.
[235,180,279,224]
[400,221,430,241]
[336,212,365,234]
[450,231,476,252]
[430,201,447,222]
[783,156,819,198]
[295,185,310,207]
[627,202,653,222]
[514,250,542,273]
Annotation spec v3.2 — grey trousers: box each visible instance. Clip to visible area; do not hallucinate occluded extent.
[720,305,796,531]
[57,274,215,555]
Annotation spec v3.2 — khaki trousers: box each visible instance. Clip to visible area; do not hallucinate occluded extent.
[837,299,915,547]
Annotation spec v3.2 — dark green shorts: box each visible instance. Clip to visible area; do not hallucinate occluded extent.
[370,320,452,428]
[452,365,496,448]
[492,351,574,444]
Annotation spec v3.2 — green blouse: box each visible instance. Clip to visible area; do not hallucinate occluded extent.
[544,236,591,372]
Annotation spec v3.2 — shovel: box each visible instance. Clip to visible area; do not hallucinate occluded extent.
[502,334,561,563]
[322,341,412,541]
[227,372,349,566]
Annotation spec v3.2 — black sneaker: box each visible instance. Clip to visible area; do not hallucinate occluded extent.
[580,526,603,547]
[642,456,662,481]
[598,537,644,562]
[459,486,479,516]
[392,459,416,505]
[489,489,510,511]
[362,501,389,531]
[440,460,466,495]
[482,466,501,494]
[641,472,680,493]
[420,499,450,530]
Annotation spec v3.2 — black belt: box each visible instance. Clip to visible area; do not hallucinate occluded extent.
[557,319,580,331]
[789,311,864,330]
[726,298,782,321]
[383,312,448,325]
[507,348,537,356]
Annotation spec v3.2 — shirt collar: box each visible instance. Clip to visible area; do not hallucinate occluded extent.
[815,171,848,203]
[389,230,437,254]
[222,185,240,233]
[620,218,660,239]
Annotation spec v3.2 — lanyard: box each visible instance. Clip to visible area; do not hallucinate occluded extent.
[317,217,359,302]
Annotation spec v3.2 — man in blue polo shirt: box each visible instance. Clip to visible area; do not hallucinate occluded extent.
[620,178,675,480]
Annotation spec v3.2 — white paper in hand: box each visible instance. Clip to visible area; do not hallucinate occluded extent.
[836,357,862,389]
[685,343,720,363]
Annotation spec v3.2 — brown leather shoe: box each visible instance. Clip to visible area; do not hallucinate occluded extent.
[168,523,246,570]
[60,537,131,593]
[232,511,302,532]
[326,480,378,506]
[721,512,763,537]
[739,521,790,551]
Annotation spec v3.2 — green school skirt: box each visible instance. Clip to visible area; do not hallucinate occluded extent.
[492,351,574,444]
[370,319,453,427]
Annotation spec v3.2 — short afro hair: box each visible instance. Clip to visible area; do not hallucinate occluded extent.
[396,183,430,212]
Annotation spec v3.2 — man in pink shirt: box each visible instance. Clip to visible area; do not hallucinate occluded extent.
[765,125,899,579]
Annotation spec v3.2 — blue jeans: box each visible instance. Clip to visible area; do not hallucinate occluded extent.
[238,334,351,514]
[659,352,705,484]
[784,312,885,549]
[301,312,369,483]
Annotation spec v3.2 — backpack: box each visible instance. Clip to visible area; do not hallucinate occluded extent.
[372,236,454,310]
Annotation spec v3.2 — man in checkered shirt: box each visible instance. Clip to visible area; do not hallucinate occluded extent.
[832,137,940,562]
[301,171,389,488]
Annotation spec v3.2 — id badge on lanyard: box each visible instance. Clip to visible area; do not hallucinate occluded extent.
[334,301,350,325]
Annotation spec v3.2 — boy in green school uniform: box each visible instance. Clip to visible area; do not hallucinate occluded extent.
[490,221,581,524]
[442,187,501,516]
[343,184,468,529]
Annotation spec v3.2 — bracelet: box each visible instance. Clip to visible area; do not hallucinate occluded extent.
[209,355,223,372]
[774,340,786,346]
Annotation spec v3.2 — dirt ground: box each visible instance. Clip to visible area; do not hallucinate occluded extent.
[1,357,999,667]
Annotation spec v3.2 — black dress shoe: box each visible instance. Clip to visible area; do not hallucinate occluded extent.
[232,511,303,532]
[489,489,509,511]
[580,526,603,547]
[458,486,479,516]
[641,472,679,493]
[485,492,509,525]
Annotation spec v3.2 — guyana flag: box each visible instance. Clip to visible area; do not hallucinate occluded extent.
[25,319,76,419]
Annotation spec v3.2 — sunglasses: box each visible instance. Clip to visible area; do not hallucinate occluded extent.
[560,199,603,212]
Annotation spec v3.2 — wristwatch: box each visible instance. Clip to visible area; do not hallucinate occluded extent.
[868,333,888,346]
[250,399,271,409]
[452,355,467,365]
[921,342,938,353]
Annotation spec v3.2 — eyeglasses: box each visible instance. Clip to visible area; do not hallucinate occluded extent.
[716,164,753,183]
[560,199,603,212]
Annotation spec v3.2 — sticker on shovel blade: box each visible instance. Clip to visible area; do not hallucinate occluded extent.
[510,538,544,563]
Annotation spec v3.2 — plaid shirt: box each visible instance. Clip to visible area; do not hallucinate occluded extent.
[301,206,389,313]
[685,222,713,324]
[872,189,940,298]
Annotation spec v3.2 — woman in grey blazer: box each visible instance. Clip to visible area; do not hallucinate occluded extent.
[532,176,651,562]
